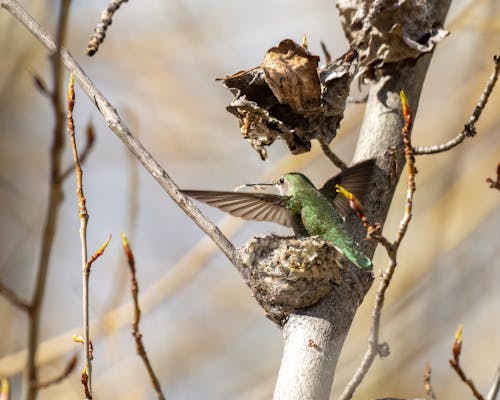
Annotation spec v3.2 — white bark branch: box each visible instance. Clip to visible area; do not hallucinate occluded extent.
[273,2,452,399]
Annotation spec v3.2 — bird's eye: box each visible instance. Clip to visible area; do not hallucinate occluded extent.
[278,177,285,185]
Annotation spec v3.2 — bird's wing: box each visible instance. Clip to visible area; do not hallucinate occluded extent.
[181,190,292,227]
[320,159,376,218]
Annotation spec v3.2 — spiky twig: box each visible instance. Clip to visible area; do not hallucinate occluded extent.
[340,91,416,400]
[121,234,166,400]
[449,325,484,400]
[86,0,129,56]
[414,55,499,155]
[424,362,437,400]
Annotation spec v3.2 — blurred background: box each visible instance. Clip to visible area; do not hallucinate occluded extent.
[0,0,499,399]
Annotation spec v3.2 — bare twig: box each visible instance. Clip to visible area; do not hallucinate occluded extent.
[121,234,166,400]
[486,162,500,191]
[67,74,111,399]
[0,280,30,311]
[86,0,129,56]
[23,1,71,399]
[424,362,437,400]
[414,55,500,155]
[1,0,237,269]
[60,121,96,181]
[35,355,77,389]
[319,139,348,170]
[449,325,485,400]
[340,91,416,400]
[67,72,92,399]
[486,363,500,400]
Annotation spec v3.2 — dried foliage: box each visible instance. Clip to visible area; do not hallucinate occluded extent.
[336,0,448,78]
[486,162,500,191]
[222,39,354,159]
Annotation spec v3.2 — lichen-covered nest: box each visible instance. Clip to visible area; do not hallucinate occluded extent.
[238,235,344,324]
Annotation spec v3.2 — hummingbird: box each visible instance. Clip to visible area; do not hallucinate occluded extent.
[181,159,375,269]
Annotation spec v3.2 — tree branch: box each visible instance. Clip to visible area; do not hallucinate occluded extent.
[122,234,166,400]
[273,2,452,398]
[22,1,71,399]
[86,0,130,56]
[0,0,238,271]
[0,280,30,311]
[413,55,499,155]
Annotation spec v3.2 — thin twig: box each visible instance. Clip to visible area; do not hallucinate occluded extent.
[23,1,71,399]
[424,362,437,400]
[0,280,30,311]
[486,363,500,400]
[35,355,77,389]
[121,234,166,400]
[414,55,500,155]
[1,0,238,270]
[86,0,129,56]
[66,72,92,399]
[319,139,348,170]
[340,91,416,400]
[449,325,485,400]
[60,121,95,181]
[320,41,331,64]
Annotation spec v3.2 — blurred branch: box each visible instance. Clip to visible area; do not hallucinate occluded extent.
[487,363,500,400]
[1,0,238,270]
[121,234,166,400]
[486,162,500,190]
[0,280,30,311]
[60,121,96,181]
[86,0,130,56]
[319,139,348,170]
[413,55,499,155]
[449,325,484,400]
[35,355,77,390]
[22,1,71,399]
[424,362,437,400]
[340,91,416,400]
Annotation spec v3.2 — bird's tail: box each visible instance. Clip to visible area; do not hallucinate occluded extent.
[324,232,373,270]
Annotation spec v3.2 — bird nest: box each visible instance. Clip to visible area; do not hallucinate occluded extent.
[238,235,344,324]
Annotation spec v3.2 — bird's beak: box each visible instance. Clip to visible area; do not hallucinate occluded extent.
[234,183,275,192]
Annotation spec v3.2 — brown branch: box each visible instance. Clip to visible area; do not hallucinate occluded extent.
[35,355,77,389]
[1,0,238,270]
[22,1,72,398]
[60,121,95,181]
[319,139,348,170]
[340,91,417,400]
[486,162,500,191]
[424,362,437,400]
[414,55,500,155]
[0,280,30,311]
[86,0,130,56]
[121,234,166,400]
[449,325,484,400]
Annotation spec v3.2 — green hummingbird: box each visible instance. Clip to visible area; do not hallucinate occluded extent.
[181,159,375,269]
